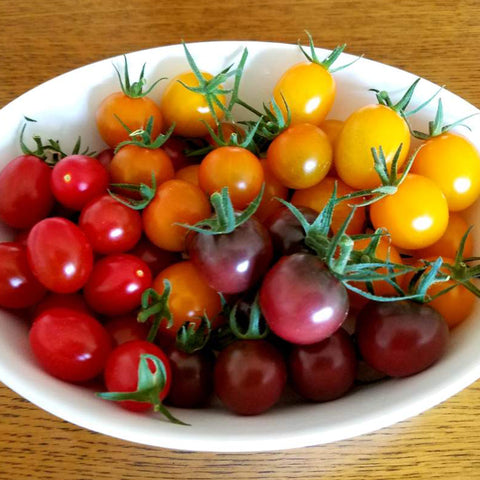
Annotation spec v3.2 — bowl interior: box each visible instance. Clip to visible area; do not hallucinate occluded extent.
[0,41,479,452]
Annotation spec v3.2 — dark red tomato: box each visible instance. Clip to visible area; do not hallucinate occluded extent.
[260,253,349,345]
[104,315,149,346]
[79,195,142,254]
[96,148,115,169]
[0,155,54,228]
[214,340,287,415]
[187,217,273,294]
[289,328,357,401]
[129,237,180,277]
[30,307,112,382]
[27,218,93,293]
[33,292,91,318]
[103,340,171,412]
[356,301,449,377]
[83,254,152,316]
[50,155,109,210]
[166,346,215,408]
[264,205,318,256]
[14,229,30,246]
[162,136,197,171]
[0,242,46,309]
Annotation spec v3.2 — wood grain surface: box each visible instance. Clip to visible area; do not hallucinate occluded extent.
[1,0,480,478]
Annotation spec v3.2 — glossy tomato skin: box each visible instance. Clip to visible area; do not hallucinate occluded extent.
[33,292,91,318]
[50,155,109,210]
[96,148,114,169]
[266,123,332,189]
[83,254,152,316]
[129,237,180,277]
[104,314,149,346]
[30,307,112,382]
[260,253,349,345]
[27,218,93,293]
[96,92,163,148]
[166,346,215,408]
[198,147,264,210]
[103,340,171,412]
[356,301,449,377]
[0,242,46,309]
[0,155,54,229]
[289,328,357,402]
[79,195,142,254]
[187,217,273,294]
[214,340,287,415]
[175,164,200,186]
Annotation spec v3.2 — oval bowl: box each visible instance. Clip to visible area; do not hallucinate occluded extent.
[0,41,479,453]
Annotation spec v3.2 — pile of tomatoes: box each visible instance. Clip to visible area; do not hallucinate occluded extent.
[0,37,479,422]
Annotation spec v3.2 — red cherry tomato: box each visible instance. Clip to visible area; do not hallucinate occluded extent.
[30,307,112,382]
[104,315,149,346]
[33,292,91,318]
[128,237,180,277]
[96,148,115,169]
[162,136,198,171]
[27,218,93,293]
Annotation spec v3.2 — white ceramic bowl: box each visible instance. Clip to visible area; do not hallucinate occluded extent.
[1,41,480,453]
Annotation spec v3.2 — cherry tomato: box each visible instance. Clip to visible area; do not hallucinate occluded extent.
[96,92,163,148]
[153,261,222,339]
[370,174,449,250]
[289,328,357,402]
[175,164,200,186]
[266,123,332,189]
[104,315,149,346]
[0,155,54,229]
[129,237,180,277]
[415,213,473,259]
[198,147,264,210]
[273,62,336,126]
[50,155,109,210]
[166,346,215,408]
[162,136,197,171]
[411,133,480,211]
[96,148,114,169]
[187,216,273,294]
[143,179,211,252]
[30,307,112,382]
[33,292,91,318]
[27,218,93,293]
[0,242,46,309]
[291,176,366,235]
[109,144,174,188]
[103,340,171,412]
[319,119,344,148]
[356,300,449,377]
[335,105,410,189]
[84,254,152,316]
[79,195,142,254]
[161,72,226,137]
[214,340,287,415]
[260,253,349,345]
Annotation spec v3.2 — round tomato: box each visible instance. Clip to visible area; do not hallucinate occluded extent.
[335,104,410,189]
[198,146,264,210]
[319,119,344,148]
[370,174,449,250]
[104,314,149,346]
[142,179,211,252]
[96,148,114,169]
[33,292,91,318]
[175,164,200,186]
[128,237,180,277]
[162,136,197,171]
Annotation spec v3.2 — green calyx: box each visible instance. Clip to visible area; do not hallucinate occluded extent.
[203,118,261,151]
[96,354,187,426]
[229,295,269,340]
[412,98,480,139]
[108,171,157,210]
[137,281,173,342]
[176,314,212,354]
[179,184,264,236]
[114,55,165,98]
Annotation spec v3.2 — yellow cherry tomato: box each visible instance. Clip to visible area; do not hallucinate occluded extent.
[266,123,332,189]
[273,62,335,126]
[410,132,480,211]
[319,119,344,148]
[160,72,225,137]
[335,104,411,189]
[370,174,449,250]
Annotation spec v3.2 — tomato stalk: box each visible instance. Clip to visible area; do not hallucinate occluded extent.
[108,171,157,210]
[229,295,269,340]
[176,315,211,354]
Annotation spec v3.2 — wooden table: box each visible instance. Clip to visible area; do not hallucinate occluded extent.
[1,0,480,478]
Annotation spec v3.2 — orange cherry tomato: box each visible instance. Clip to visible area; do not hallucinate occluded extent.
[273,62,335,126]
[143,179,211,252]
[335,104,410,189]
[370,174,449,250]
[198,146,264,210]
[410,132,480,211]
[96,93,163,148]
[319,119,344,148]
[254,160,289,223]
[160,72,225,137]
[175,164,201,187]
[291,176,366,235]
[414,213,474,260]
[266,123,332,190]
[153,261,223,340]
[109,145,174,187]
